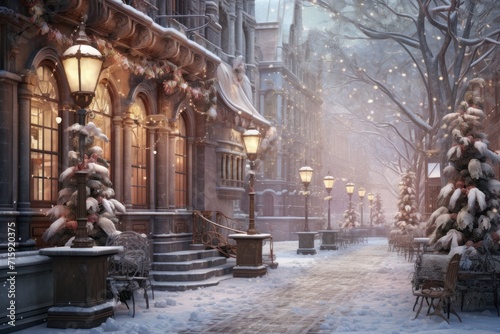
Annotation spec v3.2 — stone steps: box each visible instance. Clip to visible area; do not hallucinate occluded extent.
[151,246,235,292]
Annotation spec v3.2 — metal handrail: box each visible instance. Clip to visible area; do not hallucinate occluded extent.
[192,211,276,268]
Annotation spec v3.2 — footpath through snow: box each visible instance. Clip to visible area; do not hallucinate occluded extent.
[16,238,500,334]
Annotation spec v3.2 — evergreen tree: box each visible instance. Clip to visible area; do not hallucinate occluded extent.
[393,171,421,235]
[42,122,124,246]
[342,199,359,228]
[371,193,386,226]
[425,80,500,254]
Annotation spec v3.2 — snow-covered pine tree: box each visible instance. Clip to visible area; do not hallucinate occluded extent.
[42,121,124,246]
[392,171,421,235]
[371,192,386,226]
[425,80,500,254]
[342,198,359,228]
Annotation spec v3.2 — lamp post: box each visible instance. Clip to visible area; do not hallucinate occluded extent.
[345,182,354,209]
[319,173,338,250]
[61,22,104,248]
[229,123,271,277]
[323,174,335,230]
[358,187,366,227]
[39,21,119,329]
[299,164,313,232]
[242,124,262,235]
[345,182,355,227]
[296,164,317,255]
[367,192,374,228]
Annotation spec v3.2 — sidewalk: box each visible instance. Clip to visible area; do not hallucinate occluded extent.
[15,238,500,333]
[181,240,391,333]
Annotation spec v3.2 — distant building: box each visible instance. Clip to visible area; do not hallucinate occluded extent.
[254,0,325,239]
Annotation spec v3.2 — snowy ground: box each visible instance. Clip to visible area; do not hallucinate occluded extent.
[15,238,500,334]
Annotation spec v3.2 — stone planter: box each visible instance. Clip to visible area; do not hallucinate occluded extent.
[0,251,53,333]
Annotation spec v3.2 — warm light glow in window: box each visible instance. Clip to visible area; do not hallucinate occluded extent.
[175,117,187,208]
[31,65,59,203]
[131,97,147,207]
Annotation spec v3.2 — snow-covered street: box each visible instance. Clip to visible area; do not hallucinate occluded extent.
[16,238,499,334]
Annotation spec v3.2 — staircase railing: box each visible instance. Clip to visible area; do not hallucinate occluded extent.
[192,211,276,267]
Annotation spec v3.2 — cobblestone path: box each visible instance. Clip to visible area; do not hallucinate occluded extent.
[181,242,394,334]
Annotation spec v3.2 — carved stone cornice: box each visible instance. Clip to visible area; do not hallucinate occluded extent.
[47,0,220,81]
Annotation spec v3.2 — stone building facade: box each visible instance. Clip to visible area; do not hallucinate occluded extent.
[0,0,271,249]
[253,0,325,239]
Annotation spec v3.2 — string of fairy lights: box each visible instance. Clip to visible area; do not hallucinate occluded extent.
[28,2,216,152]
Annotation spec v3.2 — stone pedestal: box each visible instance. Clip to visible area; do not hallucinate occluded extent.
[229,233,271,278]
[39,246,122,329]
[296,232,317,255]
[319,230,339,250]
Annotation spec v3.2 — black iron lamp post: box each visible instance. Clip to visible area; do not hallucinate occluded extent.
[358,187,366,227]
[319,173,338,250]
[299,164,314,232]
[345,182,354,210]
[61,22,104,248]
[229,124,271,277]
[323,174,335,230]
[367,192,374,228]
[296,164,317,255]
[39,22,120,329]
[242,124,262,235]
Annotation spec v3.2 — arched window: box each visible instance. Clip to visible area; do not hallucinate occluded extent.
[88,82,112,163]
[31,65,59,204]
[175,116,188,208]
[131,97,148,207]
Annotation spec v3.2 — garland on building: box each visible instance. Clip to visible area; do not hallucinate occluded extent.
[26,1,217,116]
[392,171,421,235]
[425,80,500,254]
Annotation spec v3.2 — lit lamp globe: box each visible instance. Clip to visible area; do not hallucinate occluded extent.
[242,125,262,161]
[61,24,104,109]
[323,175,335,193]
[299,165,314,188]
[358,187,366,199]
[367,192,375,203]
[345,182,355,196]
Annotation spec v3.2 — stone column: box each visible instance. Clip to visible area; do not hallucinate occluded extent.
[122,111,134,209]
[17,72,34,212]
[235,0,243,55]
[168,131,176,209]
[148,129,155,210]
[227,1,236,56]
[155,127,169,210]
[16,72,36,244]
[112,116,123,202]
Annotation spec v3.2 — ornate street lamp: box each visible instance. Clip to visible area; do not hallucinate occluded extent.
[61,22,104,248]
[358,187,366,227]
[345,182,354,209]
[242,124,262,235]
[323,174,335,230]
[367,192,375,227]
[299,164,314,232]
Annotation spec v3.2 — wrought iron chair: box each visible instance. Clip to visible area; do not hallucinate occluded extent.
[412,253,462,323]
[106,231,154,317]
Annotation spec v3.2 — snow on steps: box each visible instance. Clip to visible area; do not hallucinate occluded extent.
[151,247,235,292]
